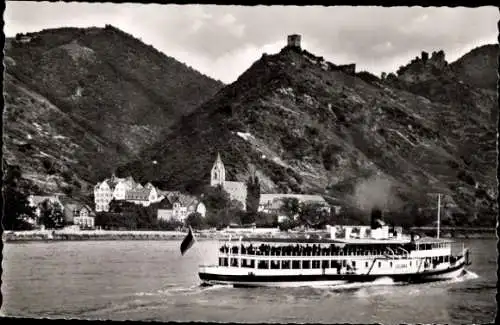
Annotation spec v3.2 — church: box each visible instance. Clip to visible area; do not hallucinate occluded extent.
[210,153,247,210]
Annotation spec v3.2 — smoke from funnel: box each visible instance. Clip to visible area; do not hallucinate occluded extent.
[353,175,400,212]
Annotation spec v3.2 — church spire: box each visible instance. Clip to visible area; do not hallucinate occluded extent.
[210,152,226,187]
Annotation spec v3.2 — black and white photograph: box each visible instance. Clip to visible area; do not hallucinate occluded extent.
[1,2,498,324]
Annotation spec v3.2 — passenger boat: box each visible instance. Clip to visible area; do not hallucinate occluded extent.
[198,205,471,288]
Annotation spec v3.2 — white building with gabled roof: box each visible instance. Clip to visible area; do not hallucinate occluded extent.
[94,174,164,211]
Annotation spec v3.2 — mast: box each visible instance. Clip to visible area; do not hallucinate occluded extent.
[437,193,441,239]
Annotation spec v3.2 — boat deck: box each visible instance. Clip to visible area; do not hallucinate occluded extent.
[236,236,454,245]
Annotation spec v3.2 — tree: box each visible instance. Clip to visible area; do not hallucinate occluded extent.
[157,218,183,230]
[2,163,36,230]
[246,174,261,214]
[186,212,205,229]
[95,211,138,230]
[95,212,110,229]
[39,199,65,229]
[215,199,245,228]
[240,211,256,225]
[202,185,231,214]
[298,202,330,229]
[278,217,300,231]
[254,211,278,227]
[107,200,157,229]
[280,197,301,220]
[136,206,157,229]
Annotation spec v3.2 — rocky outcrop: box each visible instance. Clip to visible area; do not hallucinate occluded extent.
[397,50,449,83]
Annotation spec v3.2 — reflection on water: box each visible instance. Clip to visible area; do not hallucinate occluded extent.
[1,239,496,324]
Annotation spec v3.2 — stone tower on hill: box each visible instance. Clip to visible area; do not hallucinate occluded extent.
[210,152,247,210]
[287,34,301,48]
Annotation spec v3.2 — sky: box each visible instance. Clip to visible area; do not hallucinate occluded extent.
[4,2,498,84]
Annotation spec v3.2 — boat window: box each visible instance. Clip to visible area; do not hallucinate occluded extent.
[302,260,311,269]
[312,260,320,269]
[409,261,412,266]
[342,260,347,267]
[271,260,280,269]
[292,260,301,269]
[258,260,269,269]
[281,260,291,269]
[241,259,255,268]
[365,261,369,268]
[378,261,381,268]
[322,260,329,269]
[352,261,356,268]
[231,258,239,267]
[389,262,393,267]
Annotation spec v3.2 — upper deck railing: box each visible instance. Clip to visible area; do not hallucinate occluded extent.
[217,236,452,257]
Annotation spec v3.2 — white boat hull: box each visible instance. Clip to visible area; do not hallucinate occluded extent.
[199,261,467,288]
[203,279,350,288]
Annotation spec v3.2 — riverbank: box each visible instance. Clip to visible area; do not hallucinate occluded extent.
[411,227,497,239]
[3,228,497,242]
[2,229,226,242]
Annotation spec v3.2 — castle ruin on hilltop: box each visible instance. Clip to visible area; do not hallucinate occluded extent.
[287,34,302,48]
[284,34,356,76]
[396,50,448,83]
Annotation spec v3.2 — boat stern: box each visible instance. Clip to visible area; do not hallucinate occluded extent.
[464,247,472,266]
[198,265,227,286]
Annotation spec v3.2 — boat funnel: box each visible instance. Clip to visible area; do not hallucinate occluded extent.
[370,207,384,229]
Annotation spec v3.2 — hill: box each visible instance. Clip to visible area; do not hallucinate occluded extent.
[449,44,499,91]
[3,25,223,198]
[123,41,498,226]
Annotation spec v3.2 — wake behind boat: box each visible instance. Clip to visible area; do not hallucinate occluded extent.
[197,205,471,288]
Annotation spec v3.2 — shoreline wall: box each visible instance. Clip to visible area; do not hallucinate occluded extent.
[3,228,496,242]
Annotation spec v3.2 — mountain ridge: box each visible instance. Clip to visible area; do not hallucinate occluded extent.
[3,25,224,199]
[3,25,497,226]
[123,41,497,225]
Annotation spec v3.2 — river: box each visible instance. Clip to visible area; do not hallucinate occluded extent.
[1,239,496,323]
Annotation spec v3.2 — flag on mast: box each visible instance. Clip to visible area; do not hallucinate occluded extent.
[180,226,196,256]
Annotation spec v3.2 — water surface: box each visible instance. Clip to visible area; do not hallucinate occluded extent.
[1,239,496,324]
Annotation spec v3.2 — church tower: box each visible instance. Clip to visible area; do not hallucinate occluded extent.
[210,152,226,187]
